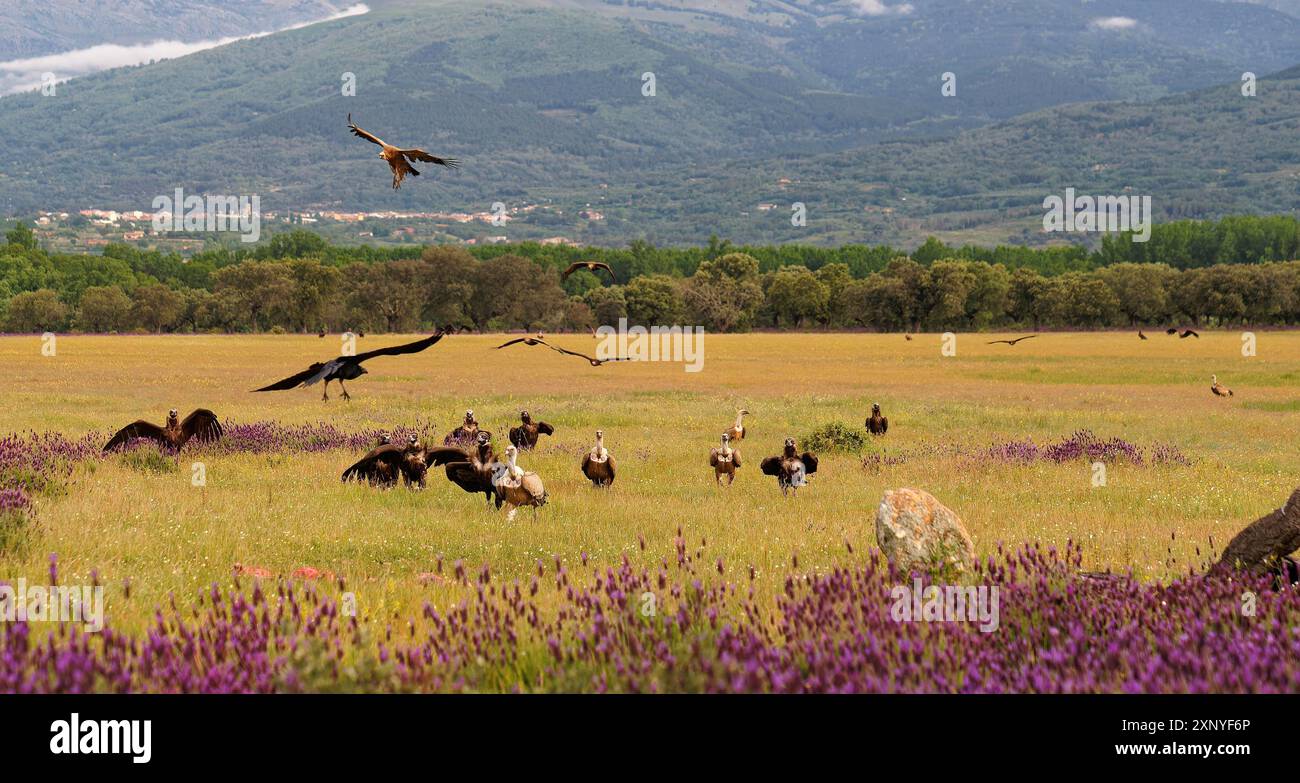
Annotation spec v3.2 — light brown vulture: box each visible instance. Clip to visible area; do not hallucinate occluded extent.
[103,408,223,452]
[709,433,741,486]
[725,409,749,441]
[562,261,616,283]
[509,410,554,450]
[347,113,459,189]
[492,445,547,521]
[866,403,888,435]
[1211,374,1234,397]
[581,430,616,487]
[760,438,818,497]
[254,332,445,401]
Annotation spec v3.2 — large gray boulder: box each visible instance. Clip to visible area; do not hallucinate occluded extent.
[875,488,975,576]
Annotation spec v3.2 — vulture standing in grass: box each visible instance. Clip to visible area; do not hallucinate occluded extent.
[443,409,482,446]
[866,403,888,435]
[342,434,428,488]
[709,433,741,486]
[581,430,616,487]
[725,409,749,441]
[760,438,818,497]
[509,410,554,450]
[1211,374,1234,397]
[347,113,459,189]
[254,332,445,401]
[1138,330,1147,340]
[492,445,548,521]
[103,408,223,452]
[435,431,501,507]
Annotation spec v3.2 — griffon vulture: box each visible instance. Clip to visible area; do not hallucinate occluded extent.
[253,332,445,400]
[709,433,741,486]
[1211,374,1234,397]
[492,445,548,521]
[103,408,223,452]
[725,409,749,441]
[348,113,459,189]
[760,438,818,496]
[581,430,616,487]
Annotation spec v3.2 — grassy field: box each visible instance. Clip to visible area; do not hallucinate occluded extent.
[2,330,1298,638]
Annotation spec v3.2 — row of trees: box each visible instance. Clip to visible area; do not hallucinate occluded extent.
[5,240,1300,334]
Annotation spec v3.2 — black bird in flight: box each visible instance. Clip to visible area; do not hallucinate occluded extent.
[987,335,1039,346]
[254,332,446,400]
[497,335,630,366]
[1179,329,1200,339]
[561,261,616,283]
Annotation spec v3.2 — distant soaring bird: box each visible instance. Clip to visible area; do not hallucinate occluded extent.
[496,335,629,366]
[562,261,616,283]
[347,113,459,189]
[987,335,1038,346]
[103,408,223,452]
[253,332,445,401]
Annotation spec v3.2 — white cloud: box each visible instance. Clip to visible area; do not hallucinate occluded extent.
[849,0,915,17]
[1089,16,1139,31]
[0,4,369,96]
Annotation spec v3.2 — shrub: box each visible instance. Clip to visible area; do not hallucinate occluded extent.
[803,421,875,455]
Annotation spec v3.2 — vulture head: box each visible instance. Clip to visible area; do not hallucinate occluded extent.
[405,433,421,451]
[720,433,731,449]
[167,409,179,426]
[476,431,491,446]
[520,410,533,424]
[464,409,476,424]
[872,403,881,414]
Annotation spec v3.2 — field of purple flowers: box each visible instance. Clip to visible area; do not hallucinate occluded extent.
[2,540,1295,693]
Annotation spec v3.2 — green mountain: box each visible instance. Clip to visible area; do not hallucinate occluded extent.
[1,0,1299,246]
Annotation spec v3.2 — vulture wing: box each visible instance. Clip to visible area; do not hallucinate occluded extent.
[253,362,329,391]
[605,454,617,481]
[400,149,459,168]
[351,332,445,363]
[800,453,819,474]
[496,337,535,349]
[731,450,741,469]
[760,456,783,476]
[347,114,387,147]
[421,446,470,467]
[178,409,223,447]
[881,417,888,435]
[342,445,405,483]
[103,421,167,452]
[535,421,555,436]
[508,427,524,448]
[709,448,721,467]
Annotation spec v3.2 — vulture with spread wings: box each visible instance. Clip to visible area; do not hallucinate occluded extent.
[253,332,445,400]
[348,113,459,189]
[562,261,616,283]
[103,408,223,453]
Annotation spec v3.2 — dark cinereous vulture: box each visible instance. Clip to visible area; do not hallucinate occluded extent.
[342,434,428,488]
[103,408,223,452]
[581,430,616,487]
[509,410,554,450]
[760,438,818,497]
[562,261,616,283]
[431,431,501,507]
[348,113,459,189]
[253,332,445,400]
[987,335,1038,346]
[496,334,630,366]
[866,403,888,435]
[443,409,482,447]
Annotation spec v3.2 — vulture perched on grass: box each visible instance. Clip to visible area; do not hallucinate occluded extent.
[254,332,445,401]
[492,445,548,521]
[760,438,818,497]
[509,410,554,450]
[341,434,428,488]
[709,433,741,486]
[443,409,482,447]
[103,408,223,453]
[725,409,749,441]
[430,432,500,507]
[866,403,888,436]
[581,430,616,487]
[1211,374,1234,397]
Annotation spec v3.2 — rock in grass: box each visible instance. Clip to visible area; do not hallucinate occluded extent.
[1218,488,1300,578]
[875,488,974,576]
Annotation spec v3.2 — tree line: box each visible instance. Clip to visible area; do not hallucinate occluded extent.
[3,217,1300,334]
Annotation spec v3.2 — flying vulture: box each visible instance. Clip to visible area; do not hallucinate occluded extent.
[1211,374,1234,397]
[103,408,223,453]
[725,409,749,441]
[253,332,445,400]
[760,438,818,496]
[509,410,554,450]
[341,434,429,488]
[1180,329,1200,339]
[497,335,630,366]
[709,433,741,486]
[987,335,1038,346]
[866,403,888,435]
[581,430,616,487]
[443,409,482,447]
[562,261,616,283]
[347,113,458,189]
[492,445,548,521]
